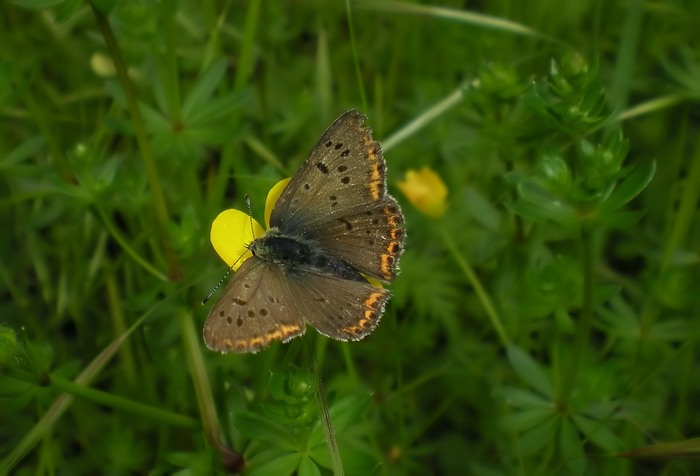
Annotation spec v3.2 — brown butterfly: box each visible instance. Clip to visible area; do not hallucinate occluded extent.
[204,110,405,353]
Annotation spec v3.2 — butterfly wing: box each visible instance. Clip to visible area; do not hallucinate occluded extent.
[203,257,305,353]
[270,110,389,233]
[270,109,405,281]
[311,196,404,282]
[286,269,392,341]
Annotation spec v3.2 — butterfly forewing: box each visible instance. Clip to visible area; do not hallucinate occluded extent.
[203,258,305,353]
[271,110,388,233]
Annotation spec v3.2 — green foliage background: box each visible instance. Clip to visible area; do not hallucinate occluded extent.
[2,1,700,475]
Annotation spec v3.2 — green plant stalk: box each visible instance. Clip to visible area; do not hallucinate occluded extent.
[615,94,688,123]
[314,358,345,476]
[345,0,368,110]
[609,0,644,109]
[1,328,135,473]
[92,204,169,281]
[161,0,182,123]
[201,4,230,71]
[358,0,549,39]
[179,309,244,471]
[106,273,136,387]
[405,393,457,447]
[315,23,332,119]
[234,0,262,91]
[382,85,466,152]
[440,227,510,348]
[49,375,198,429]
[244,135,287,174]
[340,342,359,387]
[561,226,595,402]
[21,89,71,181]
[90,3,181,279]
[659,133,700,275]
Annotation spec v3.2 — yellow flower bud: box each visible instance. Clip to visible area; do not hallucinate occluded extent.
[397,166,448,218]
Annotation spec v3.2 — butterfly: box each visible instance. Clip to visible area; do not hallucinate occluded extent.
[204,110,405,353]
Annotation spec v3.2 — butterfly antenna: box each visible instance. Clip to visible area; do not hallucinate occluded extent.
[203,195,259,306]
[245,194,256,240]
[202,271,230,305]
[202,252,248,305]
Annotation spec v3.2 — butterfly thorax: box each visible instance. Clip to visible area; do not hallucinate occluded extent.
[252,228,367,283]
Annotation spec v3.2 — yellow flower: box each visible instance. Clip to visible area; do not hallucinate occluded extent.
[210,178,289,270]
[397,166,448,218]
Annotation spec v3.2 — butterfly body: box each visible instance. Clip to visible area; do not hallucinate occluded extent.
[204,110,405,353]
[251,230,367,283]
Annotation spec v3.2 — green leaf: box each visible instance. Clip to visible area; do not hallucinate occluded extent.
[232,411,299,451]
[507,346,553,398]
[598,295,640,339]
[186,90,250,126]
[297,456,322,476]
[616,437,700,460]
[572,414,622,452]
[649,319,691,341]
[600,161,656,211]
[140,103,171,135]
[247,452,301,476]
[501,407,554,432]
[308,394,370,447]
[559,418,585,475]
[1,137,45,170]
[519,413,558,454]
[54,0,81,22]
[463,186,503,232]
[13,0,64,8]
[506,174,579,227]
[594,209,646,229]
[0,324,17,367]
[182,60,228,118]
[492,386,552,408]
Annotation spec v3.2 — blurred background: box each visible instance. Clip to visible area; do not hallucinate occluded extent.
[1,1,699,474]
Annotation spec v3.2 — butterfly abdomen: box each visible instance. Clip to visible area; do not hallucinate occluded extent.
[254,232,366,283]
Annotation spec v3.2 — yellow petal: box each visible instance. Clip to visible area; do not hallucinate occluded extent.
[365,275,384,289]
[210,209,265,270]
[264,178,291,228]
[397,166,448,218]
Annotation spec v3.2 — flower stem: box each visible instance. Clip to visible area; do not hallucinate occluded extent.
[90,3,181,280]
[561,226,595,401]
[440,227,510,348]
[50,376,198,428]
[179,309,244,471]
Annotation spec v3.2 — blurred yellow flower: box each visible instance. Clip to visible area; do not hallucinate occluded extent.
[397,166,448,218]
[90,53,116,77]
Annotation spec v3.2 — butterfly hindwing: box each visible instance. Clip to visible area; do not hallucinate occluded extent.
[285,270,391,341]
[311,196,405,281]
[271,110,388,234]
[203,258,305,353]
